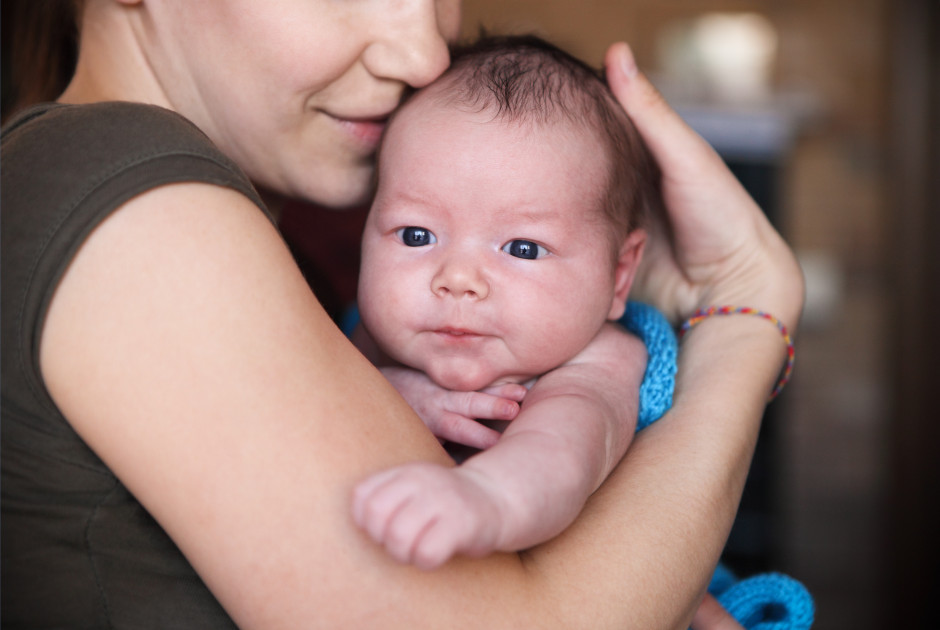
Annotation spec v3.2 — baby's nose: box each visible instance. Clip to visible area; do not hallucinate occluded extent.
[431,256,490,300]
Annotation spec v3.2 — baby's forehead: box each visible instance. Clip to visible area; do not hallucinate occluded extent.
[392,92,611,201]
[397,86,608,154]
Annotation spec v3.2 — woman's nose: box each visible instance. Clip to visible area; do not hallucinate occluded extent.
[362,0,457,88]
[431,255,490,300]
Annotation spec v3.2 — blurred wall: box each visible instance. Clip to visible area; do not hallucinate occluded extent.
[460,2,939,629]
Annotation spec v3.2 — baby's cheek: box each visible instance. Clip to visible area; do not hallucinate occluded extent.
[519,318,600,370]
[363,297,416,361]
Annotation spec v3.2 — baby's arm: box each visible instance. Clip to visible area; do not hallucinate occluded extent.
[352,323,646,569]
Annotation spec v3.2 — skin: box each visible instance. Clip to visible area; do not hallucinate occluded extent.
[62,0,460,207]
[353,92,648,569]
[359,97,643,391]
[36,0,803,626]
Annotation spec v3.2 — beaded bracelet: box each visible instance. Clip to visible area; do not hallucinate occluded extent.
[678,306,795,401]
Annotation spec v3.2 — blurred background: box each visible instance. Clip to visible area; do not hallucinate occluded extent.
[3,1,938,628]
[454,2,939,628]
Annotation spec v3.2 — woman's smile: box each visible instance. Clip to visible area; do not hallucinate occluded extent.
[324,112,389,151]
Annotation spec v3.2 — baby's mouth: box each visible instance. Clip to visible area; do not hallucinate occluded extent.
[432,327,487,342]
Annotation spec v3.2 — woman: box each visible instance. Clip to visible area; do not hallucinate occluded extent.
[1,1,803,628]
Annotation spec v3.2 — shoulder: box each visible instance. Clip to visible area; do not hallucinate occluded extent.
[1,102,271,416]
[2,101,269,252]
[6,101,216,154]
[3,102,261,204]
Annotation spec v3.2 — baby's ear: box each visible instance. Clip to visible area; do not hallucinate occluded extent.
[607,229,647,321]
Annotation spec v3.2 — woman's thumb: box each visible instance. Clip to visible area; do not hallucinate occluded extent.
[604,42,716,177]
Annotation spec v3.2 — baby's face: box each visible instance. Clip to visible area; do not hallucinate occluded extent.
[358,98,627,391]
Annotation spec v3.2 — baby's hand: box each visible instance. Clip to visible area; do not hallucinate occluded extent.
[379,366,526,449]
[352,462,507,570]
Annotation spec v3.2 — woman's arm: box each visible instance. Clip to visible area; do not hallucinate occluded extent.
[40,47,803,630]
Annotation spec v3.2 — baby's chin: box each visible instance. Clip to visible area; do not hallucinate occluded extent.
[424,363,529,393]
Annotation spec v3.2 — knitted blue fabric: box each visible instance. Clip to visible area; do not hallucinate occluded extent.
[617,301,677,431]
[708,566,815,630]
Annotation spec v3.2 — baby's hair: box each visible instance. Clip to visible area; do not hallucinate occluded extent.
[434,34,661,246]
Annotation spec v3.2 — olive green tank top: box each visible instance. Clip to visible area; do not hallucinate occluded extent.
[2,102,268,628]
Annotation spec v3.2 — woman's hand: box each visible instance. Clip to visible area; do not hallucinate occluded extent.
[379,366,526,449]
[605,43,804,331]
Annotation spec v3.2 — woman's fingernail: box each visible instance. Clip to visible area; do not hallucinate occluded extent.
[621,44,638,79]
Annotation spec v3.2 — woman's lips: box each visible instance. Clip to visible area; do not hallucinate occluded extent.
[327,114,388,149]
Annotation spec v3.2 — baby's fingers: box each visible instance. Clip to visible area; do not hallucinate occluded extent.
[407,520,462,570]
[433,412,502,450]
[352,467,458,567]
[480,383,528,403]
[351,468,409,541]
[449,390,521,421]
[353,470,438,565]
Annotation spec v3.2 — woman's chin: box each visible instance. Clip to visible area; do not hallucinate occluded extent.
[266,161,375,210]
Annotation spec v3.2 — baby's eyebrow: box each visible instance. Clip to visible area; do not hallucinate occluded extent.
[383,189,447,212]
[494,205,565,224]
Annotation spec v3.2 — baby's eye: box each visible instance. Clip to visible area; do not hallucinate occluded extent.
[502,239,549,260]
[396,226,437,247]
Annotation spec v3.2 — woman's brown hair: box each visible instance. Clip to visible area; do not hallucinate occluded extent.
[1,0,82,123]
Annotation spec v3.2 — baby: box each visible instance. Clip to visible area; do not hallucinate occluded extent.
[351,35,661,569]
